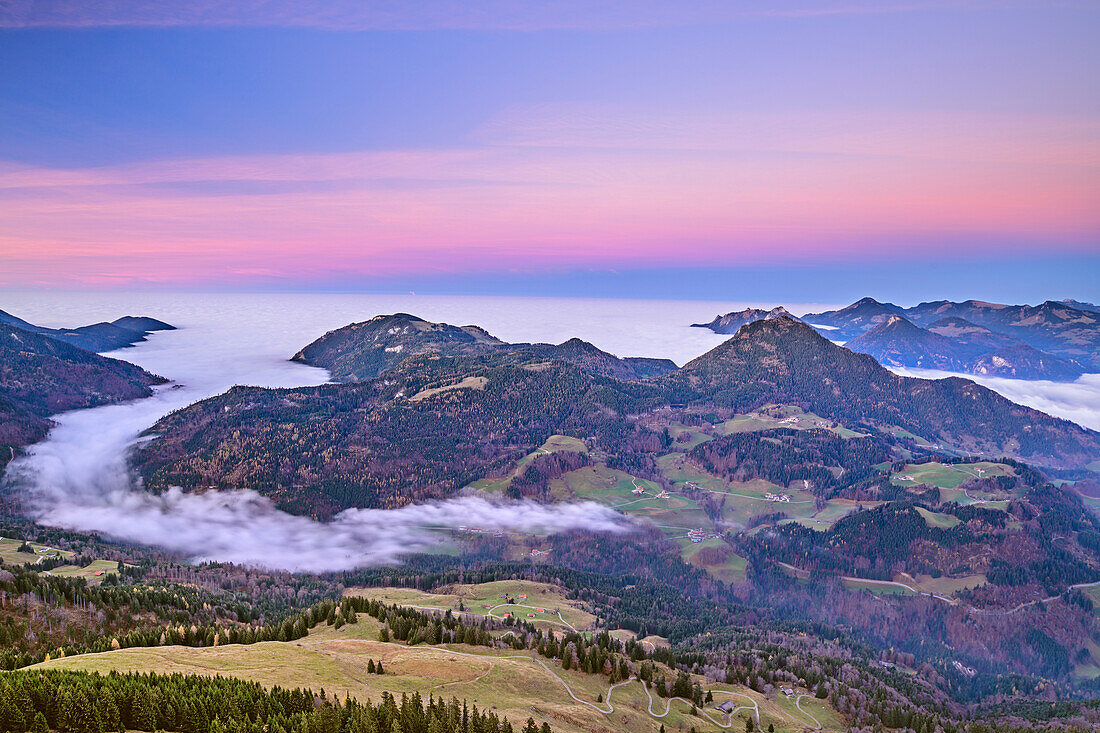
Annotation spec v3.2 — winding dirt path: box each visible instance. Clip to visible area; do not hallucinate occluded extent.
[795,694,823,730]
[392,646,767,728]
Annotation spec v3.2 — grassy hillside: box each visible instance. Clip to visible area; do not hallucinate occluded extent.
[33,619,845,733]
[348,581,598,632]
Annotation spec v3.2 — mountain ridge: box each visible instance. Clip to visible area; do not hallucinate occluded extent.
[133,314,1100,520]
[0,308,175,353]
[846,314,1085,380]
[292,312,678,382]
[664,316,1099,468]
[0,323,167,452]
[690,306,798,334]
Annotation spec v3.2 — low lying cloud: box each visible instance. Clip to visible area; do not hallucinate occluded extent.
[8,393,629,572]
[30,484,625,573]
[893,368,1100,432]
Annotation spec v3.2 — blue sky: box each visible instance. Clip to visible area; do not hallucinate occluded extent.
[0,1,1096,302]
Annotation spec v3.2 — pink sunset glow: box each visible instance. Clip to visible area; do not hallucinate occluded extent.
[2,106,1097,288]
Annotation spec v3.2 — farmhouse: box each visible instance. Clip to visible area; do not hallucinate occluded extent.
[716,700,737,714]
[631,486,645,495]
[656,490,670,499]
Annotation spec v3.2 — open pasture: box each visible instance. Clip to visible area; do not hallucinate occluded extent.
[562,463,713,533]
[915,507,961,529]
[656,452,865,532]
[0,536,77,566]
[49,559,122,584]
[680,536,748,584]
[891,461,1015,491]
[34,619,844,732]
[348,580,597,632]
[718,404,866,439]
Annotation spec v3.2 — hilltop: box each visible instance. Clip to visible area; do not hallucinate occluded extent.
[133,357,663,517]
[800,297,905,340]
[293,312,676,382]
[663,317,1099,468]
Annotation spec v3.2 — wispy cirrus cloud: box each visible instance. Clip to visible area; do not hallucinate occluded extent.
[0,1,1044,30]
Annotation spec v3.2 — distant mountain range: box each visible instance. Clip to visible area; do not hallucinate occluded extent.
[0,308,174,353]
[846,315,1085,380]
[1061,299,1100,314]
[696,297,1099,380]
[690,306,797,334]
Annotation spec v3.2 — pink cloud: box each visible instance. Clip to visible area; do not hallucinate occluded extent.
[1,106,1097,288]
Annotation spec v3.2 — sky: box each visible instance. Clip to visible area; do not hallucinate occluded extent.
[0,1,1097,302]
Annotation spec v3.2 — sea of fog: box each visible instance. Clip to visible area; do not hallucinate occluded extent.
[4,292,1099,571]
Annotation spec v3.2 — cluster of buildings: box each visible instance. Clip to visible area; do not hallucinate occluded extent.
[687,528,721,543]
[764,492,792,503]
[529,548,551,558]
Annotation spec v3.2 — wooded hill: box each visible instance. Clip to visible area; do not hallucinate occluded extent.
[293,313,676,383]
[133,315,1100,517]
[664,318,1099,469]
[0,324,165,451]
